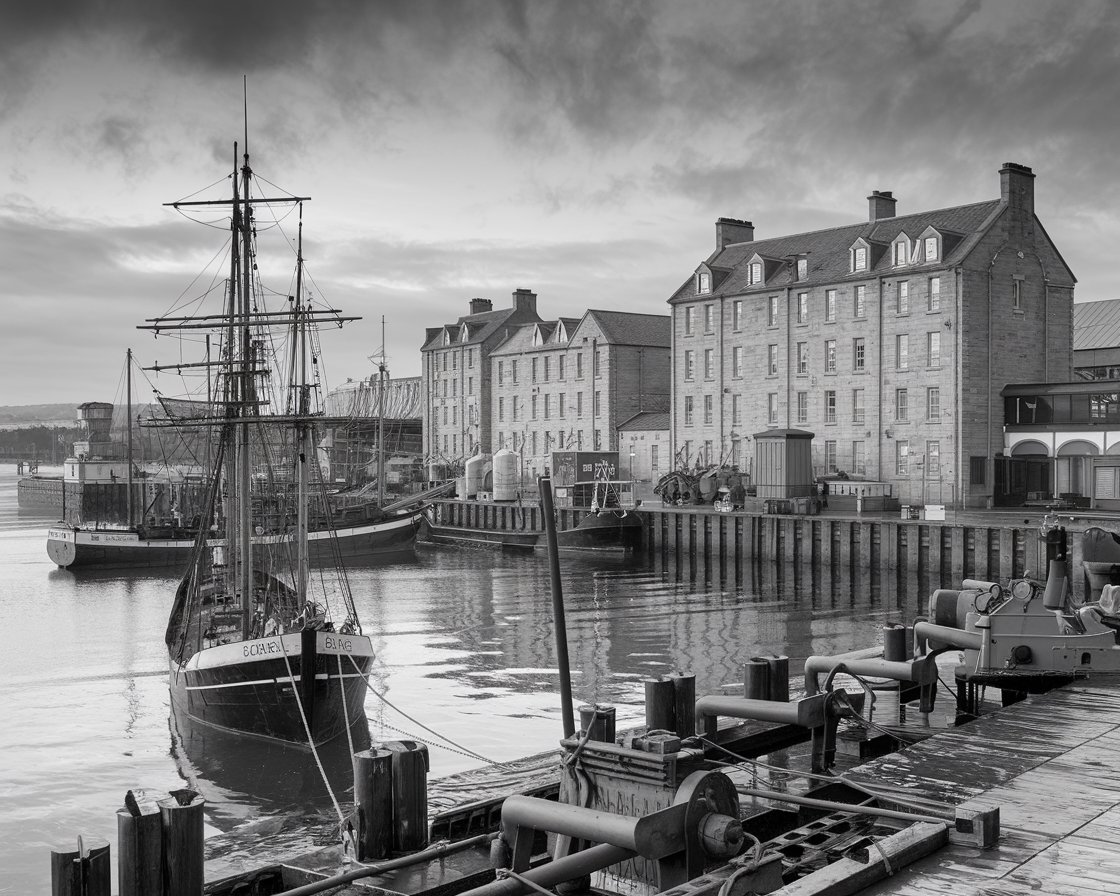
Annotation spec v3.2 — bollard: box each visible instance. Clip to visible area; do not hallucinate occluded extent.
[668,674,696,738]
[51,836,111,896]
[765,656,790,703]
[644,677,677,734]
[743,658,770,700]
[117,791,163,896]
[159,789,204,896]
[883,624,909,662]
[353,747,395,861]
[579,704,616,743]
[387,740,429,852]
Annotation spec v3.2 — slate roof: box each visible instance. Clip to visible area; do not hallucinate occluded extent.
[584,310,671,347]
[420,307,525,351]
[1074,299,1120,351]
[668,200,1003,304]
[618,411,670,431]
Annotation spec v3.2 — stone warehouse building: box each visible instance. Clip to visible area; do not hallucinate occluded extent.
[668,163,1075,508]
[421,289,542,463]
[488,310,670,479]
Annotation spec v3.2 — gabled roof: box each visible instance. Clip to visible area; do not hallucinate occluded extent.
[618,411,669,432]
[582,310,671,347]
[668,199,1002,304]
[1074,299,1120,351]
[420,307,524,351]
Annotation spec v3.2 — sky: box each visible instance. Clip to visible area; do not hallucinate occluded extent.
[3,0,1120,407]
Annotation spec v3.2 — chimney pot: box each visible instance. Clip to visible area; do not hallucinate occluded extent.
[469,297,493,314]
[512,288,538,315]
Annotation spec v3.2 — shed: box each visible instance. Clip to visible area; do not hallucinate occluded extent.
[753,429,815,499]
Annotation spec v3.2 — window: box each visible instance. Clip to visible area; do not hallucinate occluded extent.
[733,300,744,330]
[576,352,583,378]
[928,276,940,312]
[593,391,601,416]
[576,392,583,416]
[684,350,695,380]
[797,257,808,280]
[824,440,838,473]
[927,386,940,421]
[896,334,909,370]
[532,357,538,382]
[530,432,536,455]
[768,393,778,424]
[559,356,566,380]
[704,304,715,332]
[796,392,808,424]
[824,390,837,423]
[732,394,742,425]
[733,345,744,378]
[452,352,458,370]
[441,380,447,398]
[896,440,909,476]
[1013,275,1024,310]
[768,295,779,327]
[797,342,808,374]
[825,339,837,373]
[896,388,908,421]
[704,348,714,380]
[594,430,602,450]
[852,440,866,476]
[750,261,763,284]
[825,289,837,321]
[927,440,941,475]
[894,240,908,266]
[544,357,550,381]
[704,394,713,424]
[559,393,566,418]
[927,331,941,367]
[498,360,504,385]
[513,396,520,421]
[442,354,448,371]
[697,271,711,294]
[797,292,808,323]
[852,388,865,423]
[593,350,601,377]
[452,405,457,425]
[531,395,537,419]
[854,285,866,318]
[970,456,986,485]
[852,246,867,272]
[853,337,865,372]
[767,344,778,376]
[468,348,475,368]
[897,281,909,314]
[684,307,695,335]
[511,360,518,383]
[684,395,694,425]
[924,236,938,261]
[544,394,551,419]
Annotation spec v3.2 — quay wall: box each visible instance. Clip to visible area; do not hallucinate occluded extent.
[427,498,589,534]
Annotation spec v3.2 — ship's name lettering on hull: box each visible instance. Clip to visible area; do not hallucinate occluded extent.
[324,635,353,652]
[243,640,283,658]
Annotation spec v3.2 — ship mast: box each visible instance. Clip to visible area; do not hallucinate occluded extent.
[378,316,387,506]
[236,142,255,636]
[295,206,310,603]
[126,348,134,528]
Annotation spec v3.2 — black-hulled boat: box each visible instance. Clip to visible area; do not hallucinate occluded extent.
[160,134,374,746]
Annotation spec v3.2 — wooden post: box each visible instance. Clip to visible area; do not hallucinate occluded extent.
[159,790,204,896]
[51,837,111,896]
[644,677,676,733]
[669,673,696,738]
[118,792,163,896]
[743,659,770,700]
[387,740,429,852]
[352,747,394,861]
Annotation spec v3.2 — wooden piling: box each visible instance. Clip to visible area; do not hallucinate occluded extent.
[387,740,430,853]
[644,677,676,733]
[51,837,111,896]
[743,659,770,700]
[669,673,696,738]
[353,747,394,861]
[159,790,204,896]
[117,793,163,896]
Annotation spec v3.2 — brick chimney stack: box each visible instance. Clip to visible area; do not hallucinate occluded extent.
[867,190,897,222]
[469,297,493,314]
[511,288,537,314]
[1000,162,1035,218]
[715,217,754,250]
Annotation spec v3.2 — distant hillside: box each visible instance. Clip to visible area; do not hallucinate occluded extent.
[0,404,79,429]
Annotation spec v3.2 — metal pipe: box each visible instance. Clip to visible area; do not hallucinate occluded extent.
[463,843,636,896]
[502,795,647,852]
[275,833,496,896]
[695,694,825,729]
[736,785,952,826]
[913,621,984,652]
[803,655,938,696]
[538,476,575,738]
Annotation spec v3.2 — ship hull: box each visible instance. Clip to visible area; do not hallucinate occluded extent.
[47,510,421,570]
[420,507,643,555]
[169,630,374,746]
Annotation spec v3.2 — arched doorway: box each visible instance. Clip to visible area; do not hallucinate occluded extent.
[996,440,1051,506]
[1056,440,1098,506]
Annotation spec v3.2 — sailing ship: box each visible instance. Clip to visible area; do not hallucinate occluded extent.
[157,135,375,744]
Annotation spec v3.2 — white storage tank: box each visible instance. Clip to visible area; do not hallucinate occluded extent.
[464,454,492,499]
[427,462,446,485]
[492,449,519,501]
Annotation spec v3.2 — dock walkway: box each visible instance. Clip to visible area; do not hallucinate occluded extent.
[844,676,1120,895]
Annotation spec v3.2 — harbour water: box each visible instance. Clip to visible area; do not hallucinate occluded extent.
[0,466,932,892]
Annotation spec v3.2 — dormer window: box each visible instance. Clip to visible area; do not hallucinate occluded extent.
[532,325,545,347]
[796,257,808,280]
[893,238,909,266]
[697,271,711,294]
[442,330,451,346]
[924,236,939,261]
[851,246,868,272]
[749,262,763,285]
[459,323,469,342]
